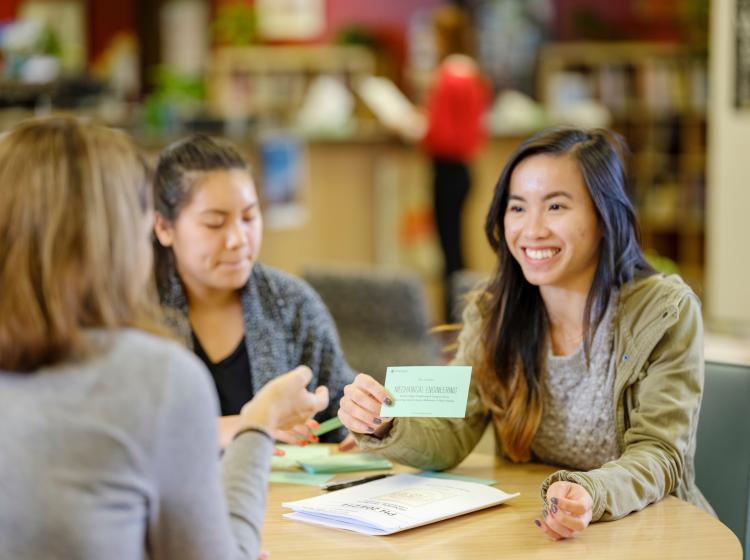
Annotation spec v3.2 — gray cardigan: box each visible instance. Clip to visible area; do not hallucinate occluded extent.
[0,329,273,560]
[161,262,354,441]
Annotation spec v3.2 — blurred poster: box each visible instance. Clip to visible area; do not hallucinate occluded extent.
[256,0,325,40]
[259,136,308,230]
[737,0,750,109]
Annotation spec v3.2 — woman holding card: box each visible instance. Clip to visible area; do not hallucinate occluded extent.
[152,135,354,447]
[0,116,329,558]
[338,127,714,540]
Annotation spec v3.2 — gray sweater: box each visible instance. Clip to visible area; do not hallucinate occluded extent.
[161,262,353,442]
[0,329,272,560]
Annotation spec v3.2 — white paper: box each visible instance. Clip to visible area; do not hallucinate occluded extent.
[282,473,519,535]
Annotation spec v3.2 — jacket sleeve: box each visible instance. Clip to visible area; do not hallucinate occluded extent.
[540,293,704,521]
[294,282,355,442]
[355,299,491,470]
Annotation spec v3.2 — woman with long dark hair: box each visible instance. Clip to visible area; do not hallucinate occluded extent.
[337,127,713,539]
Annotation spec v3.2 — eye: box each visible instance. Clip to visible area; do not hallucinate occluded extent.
[243,212,258,223]
[507,205,524,213]
[549,202,566,211]
[203,221,224,229]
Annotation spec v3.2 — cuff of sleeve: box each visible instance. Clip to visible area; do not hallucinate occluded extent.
[352,419,404,450]
[234,425,274,443]
[540,470,606,522]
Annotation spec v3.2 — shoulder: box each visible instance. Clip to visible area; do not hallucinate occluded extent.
[618,274,699,325]
[105,329,214,398]
[251,263,327,315]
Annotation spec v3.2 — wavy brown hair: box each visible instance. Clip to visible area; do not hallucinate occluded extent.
[478,128,655,462]
[0,116,165,372]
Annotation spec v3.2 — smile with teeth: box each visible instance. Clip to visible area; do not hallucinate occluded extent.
[524,248,560,260]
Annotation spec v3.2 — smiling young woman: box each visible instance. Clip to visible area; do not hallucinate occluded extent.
[337,127,715,541]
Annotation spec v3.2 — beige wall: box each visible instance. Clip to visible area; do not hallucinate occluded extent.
[707,0,750,326]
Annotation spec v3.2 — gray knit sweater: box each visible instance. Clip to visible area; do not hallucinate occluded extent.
[160,262,354,442]
[0,330,272,560]
[531,295,620,470]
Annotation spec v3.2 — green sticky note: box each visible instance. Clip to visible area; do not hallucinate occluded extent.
[268,472,334,486]
[271,444,331,470]
[417,471,497,486]
[380,366,472,418]
[299,453,392,474]
[312,417,343,437]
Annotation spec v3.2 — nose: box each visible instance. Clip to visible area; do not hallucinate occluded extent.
[225,219,248,249]
[522,208,550,240]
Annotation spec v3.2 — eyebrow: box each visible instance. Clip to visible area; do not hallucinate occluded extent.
[508,191,574,202]
[199,202,258,216]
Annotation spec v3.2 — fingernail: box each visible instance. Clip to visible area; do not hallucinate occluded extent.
[534,519,542,528]
[550,497,558,506]
[551,505,558,514]
[384,397,393,406]
[543,508,548,518]
[373,417,382,425]
[310,420,320,429]
[367,427,375,433]
[312,435,319,443]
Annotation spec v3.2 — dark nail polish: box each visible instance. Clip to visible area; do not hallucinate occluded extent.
[373,417,382,425]
[550,497,558,506]
[384,397,393,406]
[367,426,375,433]
[543,508,548,518]
[534,519,542,528]
[551,505,558,514]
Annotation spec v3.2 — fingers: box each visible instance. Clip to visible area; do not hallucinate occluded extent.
[553,495,590,516]
[535,514,563,541]
[540,506,575,538]
[354,373,393,407]
[337,406,377,435]
[309,385,329,411]
[288,365,313,386]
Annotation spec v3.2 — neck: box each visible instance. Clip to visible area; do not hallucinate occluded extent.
[182,280,241,311]
[539,274,596,334]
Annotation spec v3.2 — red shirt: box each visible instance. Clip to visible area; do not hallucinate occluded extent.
[422,60,491,162]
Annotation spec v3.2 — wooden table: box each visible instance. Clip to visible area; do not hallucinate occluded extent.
[262,451,741,559]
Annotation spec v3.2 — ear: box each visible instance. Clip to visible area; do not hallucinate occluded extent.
[153,212,175,247]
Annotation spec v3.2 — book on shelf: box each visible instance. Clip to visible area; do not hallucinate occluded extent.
[282,473,519,535]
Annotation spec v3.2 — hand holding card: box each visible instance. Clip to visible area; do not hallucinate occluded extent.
[379,366,472,418]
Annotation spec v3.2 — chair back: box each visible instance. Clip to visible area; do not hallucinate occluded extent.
[695,360,750,558]
[303,265,441,383]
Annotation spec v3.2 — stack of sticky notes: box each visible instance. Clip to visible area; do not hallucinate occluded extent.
[298,453,392,474]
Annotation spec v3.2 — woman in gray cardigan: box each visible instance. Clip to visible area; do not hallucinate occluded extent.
[153,135,354,446]
[0,116,329,559]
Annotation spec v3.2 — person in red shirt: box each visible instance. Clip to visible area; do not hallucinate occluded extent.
[422,5,490,321]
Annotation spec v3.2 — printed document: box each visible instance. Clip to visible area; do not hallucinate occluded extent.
[282,473,518,535]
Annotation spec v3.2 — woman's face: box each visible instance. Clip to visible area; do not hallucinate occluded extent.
[155,169,262,297]
[503,154,602,293]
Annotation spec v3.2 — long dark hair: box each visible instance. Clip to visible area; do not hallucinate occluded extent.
[152,134,249,297]
[478,127,655,461]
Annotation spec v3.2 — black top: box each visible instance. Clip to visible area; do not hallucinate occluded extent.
[193,334,253,416]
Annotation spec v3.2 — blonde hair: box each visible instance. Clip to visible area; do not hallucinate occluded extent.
[0,116,165,372]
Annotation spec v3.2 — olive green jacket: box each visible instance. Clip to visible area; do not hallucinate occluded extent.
[356,274,714,522]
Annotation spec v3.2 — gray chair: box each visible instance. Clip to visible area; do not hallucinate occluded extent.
[303,265,441,383]
[695,360,750,558]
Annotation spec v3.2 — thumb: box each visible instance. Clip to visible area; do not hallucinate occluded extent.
[289,365,313,387]
[310,385,329,410]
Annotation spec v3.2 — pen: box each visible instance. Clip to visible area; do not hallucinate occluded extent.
[320,473,392,491]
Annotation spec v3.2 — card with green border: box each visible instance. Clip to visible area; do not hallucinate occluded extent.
[379,366,472,418]
[299,453,392,474]
[271,444,331,470]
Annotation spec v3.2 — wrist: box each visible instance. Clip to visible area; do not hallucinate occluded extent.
[239,401,275,432]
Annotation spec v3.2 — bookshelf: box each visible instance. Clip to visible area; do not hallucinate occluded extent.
[537,42,708,295]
